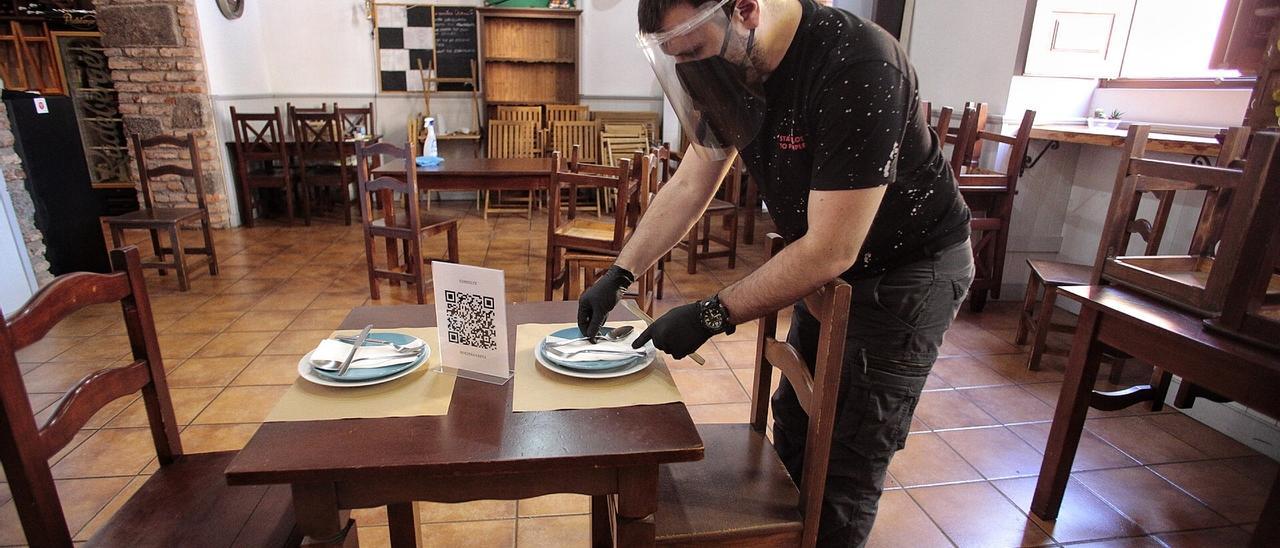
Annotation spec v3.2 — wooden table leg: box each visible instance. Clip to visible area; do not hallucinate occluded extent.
[590,495,613,548]
[615,466,657,547]
[1250,470,1280,547]
[1031,304,1104,520]
[387,502,422,548]
[293,482,359,548]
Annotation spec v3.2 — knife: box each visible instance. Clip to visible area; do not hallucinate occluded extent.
[336,324,374,377]
[620,299,706,365]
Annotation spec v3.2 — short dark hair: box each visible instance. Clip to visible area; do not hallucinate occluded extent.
[638,0,733,34]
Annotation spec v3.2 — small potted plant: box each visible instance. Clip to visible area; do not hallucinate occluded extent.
[1088,108,1124,130]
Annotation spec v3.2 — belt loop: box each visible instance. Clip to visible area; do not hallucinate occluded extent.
[860,347,868,374]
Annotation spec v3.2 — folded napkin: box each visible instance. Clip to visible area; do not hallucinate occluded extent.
[310,338,424,370]
[543,333,647,363]
[415,155,445,167]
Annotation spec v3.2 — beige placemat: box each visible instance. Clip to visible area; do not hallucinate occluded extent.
[265,327,456,422]
[513,321,682,412]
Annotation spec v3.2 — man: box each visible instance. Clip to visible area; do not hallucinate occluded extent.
[577,0,973,544]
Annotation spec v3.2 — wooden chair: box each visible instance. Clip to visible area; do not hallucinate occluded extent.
[105,133,218,292]
[659,150,741,274]
[484,119,539,219]
[544,152,634,301]
[546,104,589,124]
[0,246,299,547]
[951,108,1036,312]
[564,153,663,315]
[550,120,601,163]
[921,100,953,149]
[230,107,295,227]
[593,110,661,146]
[334,102,376,140]
[593,233,850,547]
[1093,125,1266,315]
[291,108,356,226]
[356,142,460,305]
[495,105,545,151]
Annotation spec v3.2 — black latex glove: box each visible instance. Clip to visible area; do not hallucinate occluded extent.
[632,301,715,359]
[577,265,635,341]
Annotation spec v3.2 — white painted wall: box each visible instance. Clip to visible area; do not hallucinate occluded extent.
[196,0,271,96]
[582,0,661,99]
[0,169,37,312]
[906,0,1029,114]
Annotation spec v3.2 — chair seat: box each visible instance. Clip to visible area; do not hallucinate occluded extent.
[372,211,459,232]
[107,207,203,225]
[1027,259,1092,287]
[705,198,736,213]
[87,451,297,548]
[555,218,621,242]
[655,424,803,545]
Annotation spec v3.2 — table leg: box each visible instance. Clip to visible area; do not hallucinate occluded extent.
[590,495,612,548]
[1031,305,1104,520]
[293,482,359,548]
[1250,470,1280,548]
[615,466,658,547]
[387,502,422,548]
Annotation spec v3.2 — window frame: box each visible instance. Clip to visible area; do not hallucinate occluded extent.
[1097,76,1256,89]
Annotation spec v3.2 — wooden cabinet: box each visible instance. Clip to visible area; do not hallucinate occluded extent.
[478,8,580,106]
[0,20,65,94]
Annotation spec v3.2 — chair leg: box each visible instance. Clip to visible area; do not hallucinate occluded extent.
[544,246,558,301]
[201,215,219,276]
[1150,367,1173,411]
[656,259,665,300]
[686,228,698,275]
[700,216,711,254]
[1108,357,1127,385]
[1027,286,1057,370]
[169,226,190,291]
[109,225,124,249]
[727,211,738,269]
[564,259,577,302]
[284,181,296,227]
[343,183,353,226]
[590,495,612,548]
[411,238,427,305]
[364,233,381,301]
[301,184,313,227]
[446,224,459,263]
[1015,271,1039,345]
[149,229,167,276]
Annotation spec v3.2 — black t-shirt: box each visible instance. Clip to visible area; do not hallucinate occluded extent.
[739,0,970,280]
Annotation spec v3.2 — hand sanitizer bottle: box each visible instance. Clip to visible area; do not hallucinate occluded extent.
[423,117,438,158]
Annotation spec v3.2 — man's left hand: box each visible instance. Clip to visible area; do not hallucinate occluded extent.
[632,301,714,359]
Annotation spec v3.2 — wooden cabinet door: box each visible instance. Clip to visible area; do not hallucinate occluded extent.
[1023,0,1136,78]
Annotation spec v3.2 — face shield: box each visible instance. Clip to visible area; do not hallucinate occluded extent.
[639,0,766,158]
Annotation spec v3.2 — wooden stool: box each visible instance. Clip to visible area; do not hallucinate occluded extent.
[1016,259,1127,383]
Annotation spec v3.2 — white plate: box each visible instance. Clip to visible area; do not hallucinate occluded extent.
[533,339,656,379]
[296,344,431,388]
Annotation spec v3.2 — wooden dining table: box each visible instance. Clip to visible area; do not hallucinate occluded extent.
[369,157,555,192]
[224,300,704,548]
[1031,285,1280,548]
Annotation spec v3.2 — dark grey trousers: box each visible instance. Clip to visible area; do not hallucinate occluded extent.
[771,240,975,547]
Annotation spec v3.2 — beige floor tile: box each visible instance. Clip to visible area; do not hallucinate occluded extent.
[962,385,1056,424]
[156,332,218,360]
[192,385,288,424]
[287,308,350,331]
[1076,467,1229,533]
[262,329,333,356]
[233,354,305,386]
[931,355,1014,388]
[992,476,1144,544]
[15,336,83,363]
[669,369,749,405]
[1150,460,1269,524]
[1154,526,1252,547]
[1007,421,1138,472]
[73,475,148,541]
[23,361,115,394]
[516,515,590,548]
[1085,416,1208,465]
[356,525,391,548]
[166,356,253,388]
[250,291,320,311]
[910,481,1052,547]
[178,423,261,453]
[193,331,278,358]
[687,402,753,424]
[0,476,130,545]
[195,294,264,313]
[943,326,1023,356]
[418,519,515,547]
[164,311,246,334]
[866,490,952,548]
[518,494,590,517]
[1145,413,1258,459]
[52,428,157,479]
[938,426,1044,479]
[419,500,517,523]
[888,432,982,487]
[914,389,999,430]
[975,353,1066,384]
[104,387,220,428]
[47,335,132,363]
[713,340,758,368]
[226,309,302,332]
[353,505,388,526]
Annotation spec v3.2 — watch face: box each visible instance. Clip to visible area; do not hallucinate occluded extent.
[701,300,725,330]
[217,0,244,20]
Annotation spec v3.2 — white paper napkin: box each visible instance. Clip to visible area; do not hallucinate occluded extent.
[310,338,425,370]
[543,333,647,363]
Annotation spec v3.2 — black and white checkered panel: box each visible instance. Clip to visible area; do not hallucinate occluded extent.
[377,5,436,92]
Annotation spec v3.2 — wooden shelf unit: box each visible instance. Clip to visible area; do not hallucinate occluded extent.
[478,7,580,106]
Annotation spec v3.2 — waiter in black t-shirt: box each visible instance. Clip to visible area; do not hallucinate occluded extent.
[578,0,974,544]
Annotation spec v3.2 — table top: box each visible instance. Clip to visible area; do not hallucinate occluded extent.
[1029,124,1220,156]
[372,157,554,177]
[225,301,704,486]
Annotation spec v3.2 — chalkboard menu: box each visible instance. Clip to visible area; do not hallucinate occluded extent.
[433,6,478,91]
[374,3,478,93]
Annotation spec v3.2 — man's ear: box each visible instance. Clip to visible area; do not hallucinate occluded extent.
[735,0,761,29]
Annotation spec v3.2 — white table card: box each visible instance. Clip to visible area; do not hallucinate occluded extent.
[431,261,511,384]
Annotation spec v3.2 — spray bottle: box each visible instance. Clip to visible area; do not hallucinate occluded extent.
[423,117,438,158]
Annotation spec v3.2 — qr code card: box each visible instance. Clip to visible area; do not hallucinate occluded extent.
[431,261,510,383]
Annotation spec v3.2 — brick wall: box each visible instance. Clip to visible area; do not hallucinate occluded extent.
[93,0,230,227]
[0,102,53,284]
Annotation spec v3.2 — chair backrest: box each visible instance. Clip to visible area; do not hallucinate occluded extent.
[496,105,543,125]
[291,108,343,164]
[1215,130,1280,345]
[753,234,851,548]
[654,142,681,188]
[0,246,180,547]
[130,133,207,211]
[920,100,953,151]
[286,102,328,114]
[551,120,601,163]
[355,141,421,237]
[1091,124,1258,313]
[593,110,660,145]
[548,151,633,251]
[602,132,649,167]
[487,120,538,159]
[230,107,290,165]
[335,102,376,139]
[953,109,1037,195]
[546,104,589,124]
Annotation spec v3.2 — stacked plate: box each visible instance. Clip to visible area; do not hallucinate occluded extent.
[534,326,656,379]
[296,332,431,387]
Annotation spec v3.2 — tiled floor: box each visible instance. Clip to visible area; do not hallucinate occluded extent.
[1,202,1274,547]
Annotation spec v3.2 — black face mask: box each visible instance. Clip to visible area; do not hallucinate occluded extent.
[674,27,765,150]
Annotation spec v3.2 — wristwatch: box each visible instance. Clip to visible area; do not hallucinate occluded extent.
[699,294,736,335]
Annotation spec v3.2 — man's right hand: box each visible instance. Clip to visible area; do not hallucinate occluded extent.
[577,265,636,341]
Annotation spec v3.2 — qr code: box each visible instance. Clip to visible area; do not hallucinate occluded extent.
[445,290,497,350]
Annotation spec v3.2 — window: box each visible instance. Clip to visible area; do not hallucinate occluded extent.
[1023,0,1248,85]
